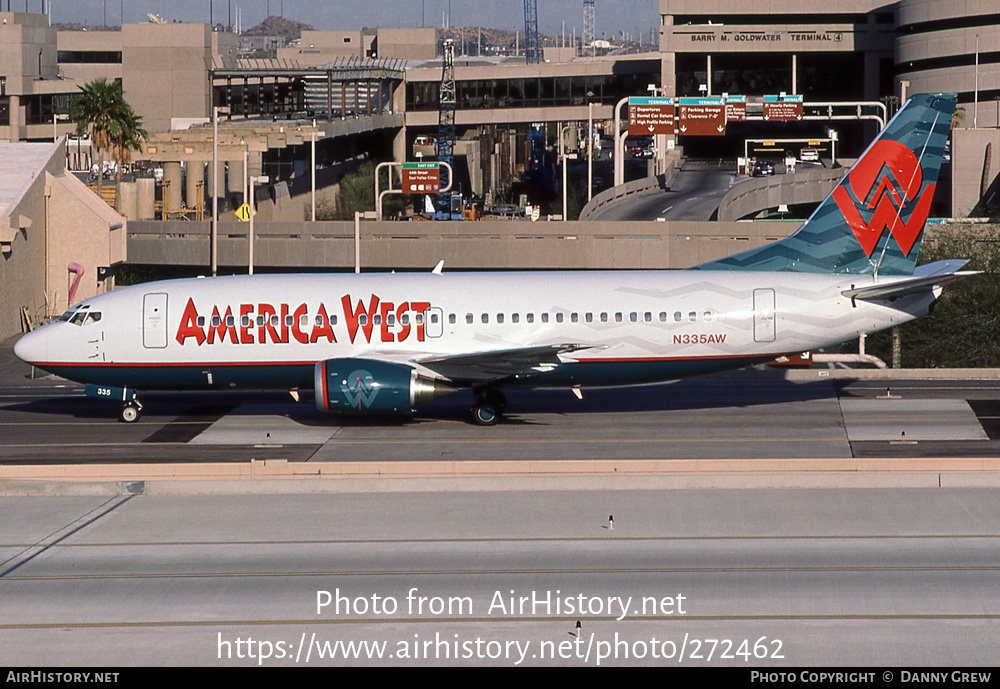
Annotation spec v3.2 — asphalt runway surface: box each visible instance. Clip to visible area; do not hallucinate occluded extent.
[2,488,999,666]
[1,337,999,463]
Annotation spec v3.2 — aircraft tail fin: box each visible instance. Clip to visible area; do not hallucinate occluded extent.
[695,93,956,276]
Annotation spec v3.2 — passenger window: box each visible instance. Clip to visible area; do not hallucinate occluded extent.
[448,314,456,324]
[571,313,579,323]
[299,314,309,328]
[674,312,682,322]
[257,316,266,327]
[659,312,667,322]
[512,313,519,323]
[227,315,235,327]
[704,311,712,322]
[415,314,423,325]
[526,313,534,323]
[585,313,593,323]
[402,314,410,325]
[197,316,205,327]
[241,315,251,327]
[359,315,368,326]
[689,311,697,322]
[466,313,474,324]
[615,312,623,323]
[497,313,504,324]
[482,313,489,324]
[214,315,223,327]
[285,315,293,327]
[331,315,338,325]
[373,314,382,326]
[644,312,652,322]
[431,313,439,324]
[388,314,396,326]
[600,312,608,323]
[541,313,549,323]
[556,313,564,323]
[629,312,638,323]
[270,315,279,327]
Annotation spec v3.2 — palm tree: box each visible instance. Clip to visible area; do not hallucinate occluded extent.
[69,78,132,202]
[111,107,148,195]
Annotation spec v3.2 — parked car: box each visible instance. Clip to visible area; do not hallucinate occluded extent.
[751,159,775,177]
[800,148,820,162]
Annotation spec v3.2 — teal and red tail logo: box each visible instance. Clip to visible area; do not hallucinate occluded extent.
[832,140,935,257]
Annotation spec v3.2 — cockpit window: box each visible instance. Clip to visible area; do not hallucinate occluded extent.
[68,311,101,326]
[57,310,75,322]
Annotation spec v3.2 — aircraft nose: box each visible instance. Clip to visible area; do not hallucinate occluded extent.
[13,329,47,365]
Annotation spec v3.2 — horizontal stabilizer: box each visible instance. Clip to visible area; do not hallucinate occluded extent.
[842,260,977,301]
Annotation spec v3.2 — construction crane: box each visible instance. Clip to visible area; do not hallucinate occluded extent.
[583,0,595,57]
[524,0,540,65]
[434,38,458,220]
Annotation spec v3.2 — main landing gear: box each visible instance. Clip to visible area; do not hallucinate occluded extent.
[472,388,507,426]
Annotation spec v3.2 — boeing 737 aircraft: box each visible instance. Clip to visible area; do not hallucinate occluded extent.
[14,93,973,424]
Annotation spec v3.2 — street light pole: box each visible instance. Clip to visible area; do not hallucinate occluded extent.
[248,174,269,275]
[559,124,575,221]
[211,106,220,276]
[310,121,325,221]
[587,100,594,202]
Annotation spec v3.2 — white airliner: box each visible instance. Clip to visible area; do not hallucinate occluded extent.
[14,93,972,424]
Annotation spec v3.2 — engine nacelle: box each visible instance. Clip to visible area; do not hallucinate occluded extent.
[314,358,454,414]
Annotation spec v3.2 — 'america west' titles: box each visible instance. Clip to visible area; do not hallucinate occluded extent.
[174,294,432,347]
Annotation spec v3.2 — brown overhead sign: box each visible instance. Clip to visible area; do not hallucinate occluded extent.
[678,97,726,136]
[628,97,675,135]
[402,162,441,194]
[725,96,746,122]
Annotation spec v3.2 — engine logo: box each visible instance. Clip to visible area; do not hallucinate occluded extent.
[341,369,380,410]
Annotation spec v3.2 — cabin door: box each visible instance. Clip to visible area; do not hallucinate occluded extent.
[143,293,169,349]
[753,289,776,343]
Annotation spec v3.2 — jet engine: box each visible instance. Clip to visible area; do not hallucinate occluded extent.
[314,358,455,414]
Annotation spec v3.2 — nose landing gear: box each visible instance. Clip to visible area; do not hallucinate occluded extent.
[120,400,143,423]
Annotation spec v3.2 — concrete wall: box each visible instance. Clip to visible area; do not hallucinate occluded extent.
[0,151,50,338]
[896,0,1000,129]
[278,31,365,66]
[125,219,801,271]
[952,127,1000,217]
[0,141,126,339]
[0,12,57,96]
[45,171,126,314]
[718,166,847,221]
[121,23,215,133]
[374,28,437,61]
[56,29,123,83]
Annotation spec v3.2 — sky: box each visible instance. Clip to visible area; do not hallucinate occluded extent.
[50,0,661,40]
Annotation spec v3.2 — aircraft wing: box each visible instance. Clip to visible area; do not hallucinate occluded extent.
[414,343,602,384]
[842,260,978,301]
